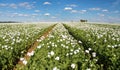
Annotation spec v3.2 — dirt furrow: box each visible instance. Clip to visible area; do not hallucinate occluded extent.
[14,24,56,70]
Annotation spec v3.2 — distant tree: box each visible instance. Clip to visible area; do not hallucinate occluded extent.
[80,19,87,23]
[0,21,20,23]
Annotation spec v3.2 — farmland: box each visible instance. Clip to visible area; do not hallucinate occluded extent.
[0,23,120,70]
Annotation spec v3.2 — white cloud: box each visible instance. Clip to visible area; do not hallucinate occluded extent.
[18,14,29,17]
[13,13,19,15]
[70,9,87,14]
[10,13,19,17]
[108,16,120,22]
[32,14,38,16]
[102,9,108,12]
[0,3,8,7]
[43,2,51,5]
[51,16,57,18]
[71,10,78,13]
[0,2,34,9]
[35,10,40,12]
[67,4,77,7]
[89,8,100,11]
[11,13,29,17]
[98,13,105,17]
[44,13,50,16]
[11,13,40,17]
[100,14,105,17]
[64,7,72,11]
[79,10,87,14]
[31,14,39,18]
[19,2,34,9]
[6,13,23,17]
[9,3,17,9]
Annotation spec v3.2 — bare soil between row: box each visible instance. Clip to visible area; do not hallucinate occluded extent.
[13,25,56,70]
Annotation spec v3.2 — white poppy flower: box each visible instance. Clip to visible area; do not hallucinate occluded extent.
[71,63,76,69]
[85,50,89,53]
[55,56,60,60]
[22,60,27,65]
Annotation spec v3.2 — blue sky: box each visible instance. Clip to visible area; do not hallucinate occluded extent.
[0,0,120,22]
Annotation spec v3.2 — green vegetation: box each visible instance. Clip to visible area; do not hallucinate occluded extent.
[0,23,120,70]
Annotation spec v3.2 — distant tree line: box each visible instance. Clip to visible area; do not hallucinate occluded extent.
[80,19,87,23]
[0,21,20,23]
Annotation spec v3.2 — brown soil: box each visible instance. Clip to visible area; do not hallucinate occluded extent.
[13,25,56,70]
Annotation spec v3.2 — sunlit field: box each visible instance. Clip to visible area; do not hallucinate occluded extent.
[0,22,120,70]
[0,0,120,70]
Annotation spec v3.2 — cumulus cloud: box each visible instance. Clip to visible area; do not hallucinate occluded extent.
[43,2,51,5]
[102,9,108,12]
[0,2,34,9]
[12,13,40,18]
[99,14,105,17]
[11,13,40,18]
[64,7,72,10]
[16,13,29,17]
[89,8,100,11]
[108,16,120,22]
[71,10,78,13]
[67,4,77,7]
[51,16,57,18]
[18,14,29,17]
[9,3,17,9]
[8,13,29,17]
[19,2,34,9]
[31,14,39,17]
[70,9,87,14]
[32,14,38,16]
[0,3,8,7]
[44,13,50,16]
[79,10,87,14]
[35,10,40,12]
[98,13,105,17]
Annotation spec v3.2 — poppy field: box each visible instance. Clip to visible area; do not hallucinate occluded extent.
[0,23,120,70]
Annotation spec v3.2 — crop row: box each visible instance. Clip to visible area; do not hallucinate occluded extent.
[16,24,99,70]
[0,23,54,70]
[63,23,120,70]
[1,23,120,70]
